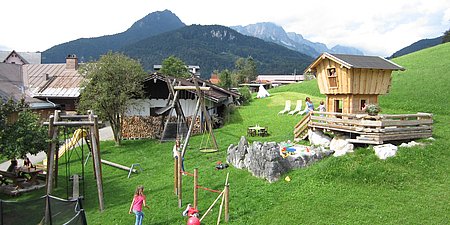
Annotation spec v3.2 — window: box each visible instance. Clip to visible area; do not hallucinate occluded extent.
[327,68,338,88]
[360,100,367,111]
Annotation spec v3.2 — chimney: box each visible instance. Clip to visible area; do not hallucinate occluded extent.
[66,54,78,70]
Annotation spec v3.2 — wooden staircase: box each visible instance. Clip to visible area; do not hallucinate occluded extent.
[294,114,311,139]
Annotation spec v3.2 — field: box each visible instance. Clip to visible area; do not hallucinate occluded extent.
[2,43,450,224]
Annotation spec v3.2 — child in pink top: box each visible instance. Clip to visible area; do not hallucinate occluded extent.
[129,185,149,225]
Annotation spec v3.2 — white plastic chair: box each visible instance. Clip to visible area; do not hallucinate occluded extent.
[288,100,302,115]
[277,100,291,115]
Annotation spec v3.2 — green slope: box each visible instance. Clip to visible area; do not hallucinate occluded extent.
[4,44,449,225]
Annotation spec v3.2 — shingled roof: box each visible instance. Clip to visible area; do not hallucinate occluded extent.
[305,52,405,73]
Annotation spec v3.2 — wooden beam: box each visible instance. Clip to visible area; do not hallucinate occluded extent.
[89,110,105,211]
[174,86,211,91]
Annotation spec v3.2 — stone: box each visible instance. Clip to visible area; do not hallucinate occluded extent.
[227,137,333,182]
[308,129,331,147]
[373,144,397,160]
[330,135,354,157]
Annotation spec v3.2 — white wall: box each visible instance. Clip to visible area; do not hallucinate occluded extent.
[127,98,200,117]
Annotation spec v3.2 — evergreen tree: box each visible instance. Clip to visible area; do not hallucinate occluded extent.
[443,28,450,43]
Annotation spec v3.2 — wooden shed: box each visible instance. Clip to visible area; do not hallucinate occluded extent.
[305,53,405,114]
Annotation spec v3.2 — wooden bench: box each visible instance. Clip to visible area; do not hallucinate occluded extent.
[70,174,81,200]
[0,170,26,189]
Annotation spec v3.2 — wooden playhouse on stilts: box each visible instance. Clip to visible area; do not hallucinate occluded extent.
[294,53,433,144]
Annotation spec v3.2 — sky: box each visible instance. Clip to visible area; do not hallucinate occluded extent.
[1,0,449,57]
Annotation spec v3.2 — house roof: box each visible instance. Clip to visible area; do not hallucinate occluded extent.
[0,50,42,64]
[0,63,51,107]
[144,73,239,103]
[305,52,405,73]
[23,63,83,98]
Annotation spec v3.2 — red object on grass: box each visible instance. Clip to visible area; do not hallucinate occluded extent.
[187,216,201,225]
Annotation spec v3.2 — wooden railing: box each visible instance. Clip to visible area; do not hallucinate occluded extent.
[304,111,433,144]
[293,113,311,139]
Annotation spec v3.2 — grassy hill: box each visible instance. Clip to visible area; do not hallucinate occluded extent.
[3,44,450,224]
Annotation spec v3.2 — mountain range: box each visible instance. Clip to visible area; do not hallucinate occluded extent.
[231,22,364,57]
[389,36,443,58]
[43,10,185,63]
[42,10,365,77]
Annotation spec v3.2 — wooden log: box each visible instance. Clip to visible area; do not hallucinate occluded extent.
[381,119,433,127]
[200,190,225,222]
[72,174,80,200]
[174,86,211,91]
[101,159,137,173]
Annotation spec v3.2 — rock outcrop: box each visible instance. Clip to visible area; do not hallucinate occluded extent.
[227,136,333,182]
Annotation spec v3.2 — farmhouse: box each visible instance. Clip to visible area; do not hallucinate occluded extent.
[122,73,239,139]
[0,50,42,65]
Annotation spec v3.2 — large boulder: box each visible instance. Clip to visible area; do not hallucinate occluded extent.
[227,137,333,182]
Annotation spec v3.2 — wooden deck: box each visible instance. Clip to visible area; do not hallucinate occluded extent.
[294,111,433,144]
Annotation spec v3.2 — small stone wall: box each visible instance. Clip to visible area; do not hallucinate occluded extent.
[227,136,334,182]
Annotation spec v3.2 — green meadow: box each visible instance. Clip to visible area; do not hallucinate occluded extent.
[3,43,450,224]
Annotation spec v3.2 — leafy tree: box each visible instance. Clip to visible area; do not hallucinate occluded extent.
[78,52,147,146]
[238,86,253,105]
[160,55,191,78]
[0,98,48,159]
[233,56,258,84]
[218,69,232,89]
[443,28,450,43]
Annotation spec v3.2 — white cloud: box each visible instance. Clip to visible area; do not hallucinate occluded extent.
[1,0,449,56]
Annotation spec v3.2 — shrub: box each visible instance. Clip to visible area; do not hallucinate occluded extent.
[365,104,381,115]
[238,86,252,105]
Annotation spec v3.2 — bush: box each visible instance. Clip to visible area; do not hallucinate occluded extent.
[238,86,252,105]
[365,104,381,115]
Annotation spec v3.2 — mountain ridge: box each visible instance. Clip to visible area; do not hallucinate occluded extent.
[42,10,185,63]
[231,22,364,57]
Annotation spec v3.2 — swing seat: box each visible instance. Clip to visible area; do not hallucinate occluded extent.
[199,148,218,153]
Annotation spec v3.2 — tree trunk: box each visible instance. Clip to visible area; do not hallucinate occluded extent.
[110,114,122,146]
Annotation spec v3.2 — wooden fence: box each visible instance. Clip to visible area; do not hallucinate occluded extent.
[294,111,433,144]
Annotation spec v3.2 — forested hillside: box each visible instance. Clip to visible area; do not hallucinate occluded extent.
[123,24,313,77]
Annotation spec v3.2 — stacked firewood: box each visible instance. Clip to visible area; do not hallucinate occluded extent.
[122,116,164,139]
[122,116,202,139]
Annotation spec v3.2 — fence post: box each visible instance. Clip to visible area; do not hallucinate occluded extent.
[177,151,183,208]
[174,156,178,195]
[194,168,198,209]
[225,184,229,222]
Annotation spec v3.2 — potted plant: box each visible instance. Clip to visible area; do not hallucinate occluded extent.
[365,104,381,116]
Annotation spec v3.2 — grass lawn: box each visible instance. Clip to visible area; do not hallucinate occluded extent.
[2,43,450,224]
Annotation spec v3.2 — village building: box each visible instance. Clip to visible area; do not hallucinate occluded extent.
[256,74,305,85]
[122,73,240,139]
[294,53,432,144]
[304,53,405,114]
[153,64,201,77]
[0,50,41,65]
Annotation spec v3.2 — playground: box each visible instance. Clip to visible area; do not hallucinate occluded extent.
[1,45,450,224]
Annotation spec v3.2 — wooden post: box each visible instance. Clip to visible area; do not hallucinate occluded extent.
[194,168,198,209]
[192,77,218,150]
[177,151,183,208]
[181,97,201,157]
[89,110,105,211]
[174,155,178,195]
[46,115,58,195]
[224,184,229,222]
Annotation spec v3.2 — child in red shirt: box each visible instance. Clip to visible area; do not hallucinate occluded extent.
[129,185,150,225]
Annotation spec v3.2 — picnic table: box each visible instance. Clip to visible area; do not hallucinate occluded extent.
[247,125,268,137]
[18,166,43,185]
